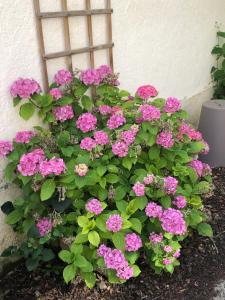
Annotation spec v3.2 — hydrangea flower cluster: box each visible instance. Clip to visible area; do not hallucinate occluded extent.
[98,105,112,115]
[136,85,158,99]
[189,159,211,177]
[139,104,161,121]
[53,105,74,122]
[143,174,154,185]
[160,208,186,235]
[74,163,88,176]
[14,131,36,144]
[85,198,103,215]
[163,176,178,195]
[94,130,109,145]
[163,97,181,113]
[132,182,145,196]
[80,137,96,151]
[156,131,174,148]
[0,141,13,157]
[173,195,187,209]
[54,69,73,86]
[107,113,126,129]
[98,245,134,280]
[17,149,45,176]
[121,127,139,145]
[106,214,123,232]
[36,218,53,237]
[10,78,41,99]
[177,123,202,141]
[39,158,66,177]
[125,233,142,252]
[76,113,97,133]
[50,88,62,100]
[145,202,163,218]
[112,141,129,157]
[80,65,113,86]
[149,232,163,244]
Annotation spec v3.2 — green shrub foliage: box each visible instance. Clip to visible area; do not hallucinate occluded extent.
[1,66,212,287]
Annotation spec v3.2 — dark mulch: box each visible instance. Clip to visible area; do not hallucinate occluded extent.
[1,168,225,300]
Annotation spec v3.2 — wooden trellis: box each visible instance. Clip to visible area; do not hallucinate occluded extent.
[33,0,114,92]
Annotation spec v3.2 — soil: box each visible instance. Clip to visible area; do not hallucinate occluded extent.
[1,168,225,300]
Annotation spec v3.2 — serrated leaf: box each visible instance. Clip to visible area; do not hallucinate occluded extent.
[112,232,125,250]
[88,231,100,247]
[19,102,35,120]
[130,218,142,234]
[63,264,77,284]
[197,223,213,237]
[40,179,56,201]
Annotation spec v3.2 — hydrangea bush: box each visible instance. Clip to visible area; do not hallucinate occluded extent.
[1,65,213,287]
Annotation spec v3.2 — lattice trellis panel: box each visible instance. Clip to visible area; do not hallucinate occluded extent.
[33,0,114,91]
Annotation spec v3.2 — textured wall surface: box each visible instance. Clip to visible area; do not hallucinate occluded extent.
[0,0,225,256]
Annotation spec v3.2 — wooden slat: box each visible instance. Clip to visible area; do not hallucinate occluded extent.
[86,0,95,68]
[33,0,49,91]
[106,0,114,70]
[61,0,72,69]
[38,9,113,19]
[44,43,114,60]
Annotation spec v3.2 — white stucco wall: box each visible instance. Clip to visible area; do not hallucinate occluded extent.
[0,0,225,257]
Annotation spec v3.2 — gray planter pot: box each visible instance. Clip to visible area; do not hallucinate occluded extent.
[198,100,225,167]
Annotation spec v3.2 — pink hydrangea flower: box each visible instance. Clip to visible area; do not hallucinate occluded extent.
[112,141,129,157]
[145,202,163,218]
[189,159,204,177]
[164,176,178,195]
[201,140,210,155]
[149,232,163,244]
[163,258,172,265]
[143,174,154,185]
[94,130,109,145]
[97,244,110,257]
[36,218,53,237]
[106,214,123,232]
[0,141,13,157]
[177,123,202,141]
[74,163,88,176]
[116,266,134,280]
[53,105,74,122]
[160,208,186,235]
[173,196,187,209]
[136,85,158,99]
[39,158,65,177]
[111,106,123,115]
[132,182,145,196]
[50,88,62,100]
[10,78,41,99]
[17,148,45,176]
[98,105,112,115]
[121,129,137,145]
[14,131,36,144]
[139,104,161,121]
[125,233,142,252]
[104,248,128,270]
[80,69,101,85]
[202,163,212,176]
[80,137,96,151]
[164,245,173,253]
[85,198,103,215]
[107,113,126,129]
[173,249,181,258]
[97,65,112,80]
[156,131,174,148]
[54,69,73,86]
[98,245,134,281]
[164,97,181,113]
[76,113,97,133]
